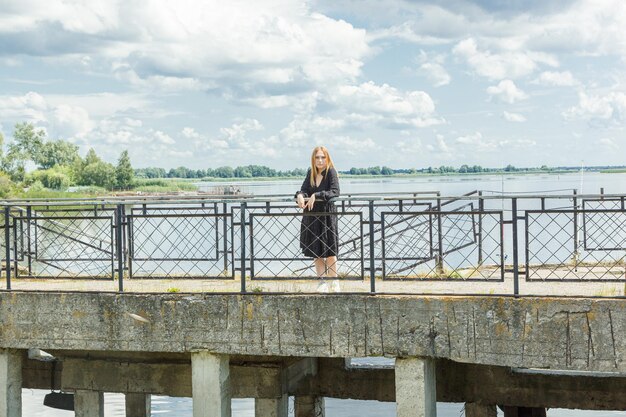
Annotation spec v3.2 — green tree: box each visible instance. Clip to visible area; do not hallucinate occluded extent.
[35,140,80,169]
[234,166,252,178]
[115,150,134,189]
[2,123,46,181]
[80,161,116,189]
[9,122,45,161]
[381,166,393,175]
[28,166,72,190]
[85,148,102,165]
[367,166,381,175]
[0,172,15,198]
[214,166,234,178]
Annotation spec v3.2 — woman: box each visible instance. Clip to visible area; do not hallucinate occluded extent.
[295,146,340,291]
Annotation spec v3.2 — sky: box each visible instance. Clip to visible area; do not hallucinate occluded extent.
[0,0,625,171]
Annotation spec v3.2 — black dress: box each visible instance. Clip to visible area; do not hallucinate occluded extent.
[295,167,340,258]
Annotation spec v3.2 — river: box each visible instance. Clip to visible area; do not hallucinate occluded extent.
[23,172,626,416]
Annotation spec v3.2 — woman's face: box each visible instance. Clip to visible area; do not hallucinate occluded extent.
[314,149,327,171]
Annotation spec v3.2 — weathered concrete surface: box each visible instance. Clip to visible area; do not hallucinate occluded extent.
[255,396,288,417]
[125,393,151,417]
[0,292,625,373]
[57,355,314,399]
[19,353,626,410]
[75,390,104,417]
[191,352,230,417]
[0,349,21,417]
[305,358,626,410]
[396,357,436,417]
[294,396,325,417]
[465,403,496,417]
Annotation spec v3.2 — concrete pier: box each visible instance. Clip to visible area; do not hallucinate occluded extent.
[75,390,104,417]
[192,352,231,417]
[465,403,496,417]
[0,349,22,417]
[255,396,288,417]
[294,396,325,417]
[125,393,151,417]
[395,357,436,417]
[2,292,626,413]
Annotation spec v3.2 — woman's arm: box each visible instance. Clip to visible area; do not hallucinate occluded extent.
[314,168,340,201]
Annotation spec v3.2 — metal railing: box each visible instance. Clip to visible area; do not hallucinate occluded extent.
[1,190,625,296]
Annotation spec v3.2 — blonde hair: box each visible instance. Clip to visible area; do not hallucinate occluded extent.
[309,146,335,187]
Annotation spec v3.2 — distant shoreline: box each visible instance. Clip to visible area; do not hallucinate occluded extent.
[187,169,613,184]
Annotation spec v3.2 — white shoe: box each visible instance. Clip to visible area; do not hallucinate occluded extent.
[331,280,341,293]
[316,280,329,293]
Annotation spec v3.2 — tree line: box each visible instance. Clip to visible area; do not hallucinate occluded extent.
[137,163,555,179]
[0,122,133,192]
[0,121,612,197]
[136,165,307,179]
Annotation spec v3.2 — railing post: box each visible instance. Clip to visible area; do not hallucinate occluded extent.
[116,204,124,292]
[4,206,11,290]
[477,191,483,266]
[240,202,247,294]
[368,200,376,294]
[436,197,444,276]
[223,202,228,276]
[511,198,519,296]
[26,205,32,276]
[572,189,579,268]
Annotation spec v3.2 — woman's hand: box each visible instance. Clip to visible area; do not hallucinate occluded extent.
[305,193,316,210]
[296,194,305,209]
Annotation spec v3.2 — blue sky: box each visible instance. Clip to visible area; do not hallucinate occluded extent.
[0,0,625,170]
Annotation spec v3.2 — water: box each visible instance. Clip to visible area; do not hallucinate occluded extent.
[196,171,626,196]
[22,172,626,415]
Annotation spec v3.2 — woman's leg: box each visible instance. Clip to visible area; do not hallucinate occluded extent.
[314,258,326,277]
[325,256,338,277]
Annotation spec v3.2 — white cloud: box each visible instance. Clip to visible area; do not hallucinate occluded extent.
[533,71,577,87]
[502,111,527,122]
[455,131,535,152]
[331,136,377,155]
[328,81,443,128]
[497,138,536,149]
[361,0,626,59]
[456,131,490,147]
[415,50,451,87]
[599,138,619,150]
[486,80,528,103]
[563,91,626,122]
[453,38,557,80]
[436,135,451,153]
[0,92,48,122]
[0,1,371,97]
[418,62,451,87]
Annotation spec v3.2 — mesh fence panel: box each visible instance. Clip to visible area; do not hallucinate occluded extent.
[250,211,363,279]
[526,210,626,281]
[128,212,232,279]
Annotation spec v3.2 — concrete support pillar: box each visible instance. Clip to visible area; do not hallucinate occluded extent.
[294,396,325,417]
[125,393,151,417]
[465,403,496,417]
[502,406,546,417]
[255,396,288,417]
[395,357,436,417]
[74,390,104,417]
[0,349,22,417]
[191,351,231,417]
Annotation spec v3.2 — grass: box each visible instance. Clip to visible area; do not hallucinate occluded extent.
[132,178,198,192]
[600,168,626,174]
